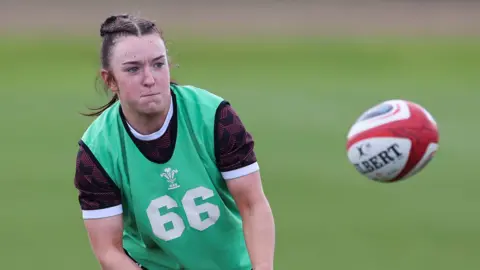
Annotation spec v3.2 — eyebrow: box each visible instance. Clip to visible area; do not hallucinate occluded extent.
[122,55,165,65]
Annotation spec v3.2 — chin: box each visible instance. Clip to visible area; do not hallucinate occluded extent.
[140,102,164,115]
[136,94,168,115]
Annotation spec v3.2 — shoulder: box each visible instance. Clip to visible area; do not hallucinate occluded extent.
[81,101,121,144]
[213,101,236,126]
[172,83,226,134]
[81,102,122,161]
[171,84,224,110]
[79,108,122,188]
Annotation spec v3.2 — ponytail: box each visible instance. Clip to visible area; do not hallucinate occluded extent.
[81,94,118,117]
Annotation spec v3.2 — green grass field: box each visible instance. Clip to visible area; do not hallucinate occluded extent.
[1,35,479,269]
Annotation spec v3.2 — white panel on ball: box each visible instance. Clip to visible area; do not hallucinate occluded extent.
[347,100,410,139]
[347,137,411,182]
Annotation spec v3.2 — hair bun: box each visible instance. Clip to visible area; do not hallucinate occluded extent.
[100,14,130,37]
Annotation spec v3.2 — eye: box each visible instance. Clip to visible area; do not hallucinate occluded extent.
[153,62,165,69]
[125,66,139,73]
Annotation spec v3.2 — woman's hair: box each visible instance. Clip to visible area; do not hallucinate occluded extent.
[83,14,165,117]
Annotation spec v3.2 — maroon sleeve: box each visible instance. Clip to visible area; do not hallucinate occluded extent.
[214,102,257,172]
[74,143,122,210]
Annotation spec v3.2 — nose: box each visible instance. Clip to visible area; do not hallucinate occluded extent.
[142,67,155,88]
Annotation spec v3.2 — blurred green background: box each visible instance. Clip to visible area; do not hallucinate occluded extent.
[1,1,479,269]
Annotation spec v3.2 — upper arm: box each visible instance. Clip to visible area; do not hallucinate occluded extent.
[74,143,123,219]
[74,144,125,255]
[214,102,269,209]
[214,102,260,180]
[226,171,268,211]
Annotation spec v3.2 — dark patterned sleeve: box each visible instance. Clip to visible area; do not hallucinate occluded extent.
[74,143,122,215]
[214,102,259,179]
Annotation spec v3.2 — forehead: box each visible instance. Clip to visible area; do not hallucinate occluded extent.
[111,34,166,62]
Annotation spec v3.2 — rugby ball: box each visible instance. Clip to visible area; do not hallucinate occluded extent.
[346,99,439,183]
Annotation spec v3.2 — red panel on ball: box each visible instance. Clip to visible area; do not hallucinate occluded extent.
[390,102,438,181]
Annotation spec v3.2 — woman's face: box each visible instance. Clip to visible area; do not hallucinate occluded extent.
[103,33,171,116]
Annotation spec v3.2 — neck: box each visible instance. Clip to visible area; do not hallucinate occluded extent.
[128,112,167,135]
[122,99,172,136]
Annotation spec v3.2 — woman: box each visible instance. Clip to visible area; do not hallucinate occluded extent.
[73,14,275,270]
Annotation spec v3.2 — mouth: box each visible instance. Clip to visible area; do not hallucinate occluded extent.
[141,93,160,97]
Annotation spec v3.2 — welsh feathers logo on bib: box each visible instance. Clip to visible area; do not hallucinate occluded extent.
[161,168,180,190]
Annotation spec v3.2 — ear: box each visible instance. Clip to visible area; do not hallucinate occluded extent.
[101,69,119,93]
